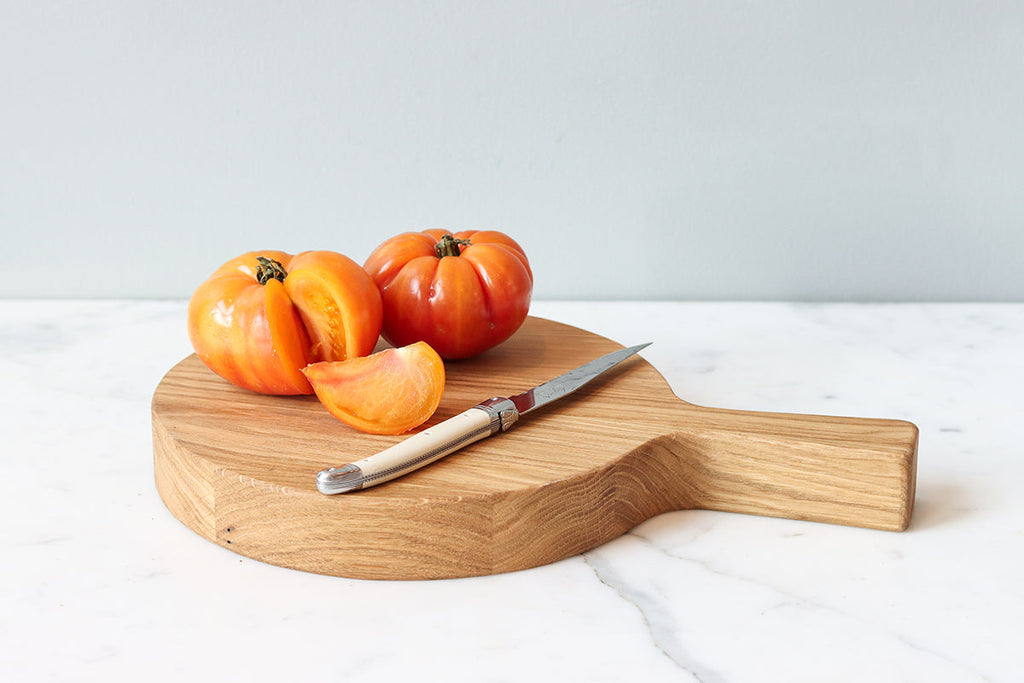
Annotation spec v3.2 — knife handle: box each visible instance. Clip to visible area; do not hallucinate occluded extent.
[316,398,518,494]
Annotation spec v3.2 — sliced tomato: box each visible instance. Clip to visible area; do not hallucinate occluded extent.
[187,250,383,394]
[302,342,445,435]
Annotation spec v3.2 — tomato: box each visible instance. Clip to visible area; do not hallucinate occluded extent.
[302,341,445,435]
[363,230,533,359]
[187,250,383,395]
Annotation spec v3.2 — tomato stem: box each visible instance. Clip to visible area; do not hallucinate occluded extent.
[434,234,472,258]
[255,256,287,285]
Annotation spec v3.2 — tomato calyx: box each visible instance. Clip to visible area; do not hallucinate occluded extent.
[255,256,288,285]
[434,234,472,258]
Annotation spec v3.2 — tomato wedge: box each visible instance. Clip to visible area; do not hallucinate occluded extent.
[302,342,445,435]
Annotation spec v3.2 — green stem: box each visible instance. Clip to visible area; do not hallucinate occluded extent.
[255,256,287,284]
[434,234,472,258]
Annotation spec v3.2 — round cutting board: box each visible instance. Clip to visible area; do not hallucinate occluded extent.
[152,316,917,580]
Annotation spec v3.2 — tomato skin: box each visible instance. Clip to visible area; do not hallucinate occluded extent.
[363,230,533,359]
[187,250,383,394]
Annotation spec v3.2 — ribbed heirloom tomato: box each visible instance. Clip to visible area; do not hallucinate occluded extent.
[187,250,383,395]
[363,230,533,359]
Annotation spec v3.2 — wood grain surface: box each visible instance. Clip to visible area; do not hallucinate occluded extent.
[152,316,918,580]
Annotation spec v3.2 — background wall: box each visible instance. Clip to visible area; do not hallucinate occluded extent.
[3,1,1022,301]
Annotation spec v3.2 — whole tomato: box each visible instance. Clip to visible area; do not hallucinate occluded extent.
[188,250,383,394]
[363,229,533,359]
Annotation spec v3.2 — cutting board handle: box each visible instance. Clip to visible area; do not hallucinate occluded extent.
[649,406,918,531]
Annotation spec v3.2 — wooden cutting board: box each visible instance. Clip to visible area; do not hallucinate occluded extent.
[152,316,918,580]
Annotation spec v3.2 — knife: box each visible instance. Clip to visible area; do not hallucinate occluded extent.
[316,342,652,494]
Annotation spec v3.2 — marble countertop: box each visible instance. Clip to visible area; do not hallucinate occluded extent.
[3,300,1021,682]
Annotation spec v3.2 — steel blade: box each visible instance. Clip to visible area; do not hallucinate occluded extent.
[509,342,651,416]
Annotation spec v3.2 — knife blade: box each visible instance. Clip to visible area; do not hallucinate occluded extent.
[316,342,652,494]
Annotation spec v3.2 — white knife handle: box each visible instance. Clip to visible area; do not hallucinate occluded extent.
[316,398,519,494]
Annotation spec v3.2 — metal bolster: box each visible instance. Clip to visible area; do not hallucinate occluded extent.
[474,397,520,434]
[316,463,364,494]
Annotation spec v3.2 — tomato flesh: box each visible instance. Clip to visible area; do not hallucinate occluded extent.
[302,341,445,435]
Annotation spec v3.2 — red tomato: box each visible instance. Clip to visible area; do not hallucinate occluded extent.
[363,230,533,359]
[187,250,383,394]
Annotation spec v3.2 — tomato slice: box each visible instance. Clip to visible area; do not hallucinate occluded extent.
[302,342,445,435]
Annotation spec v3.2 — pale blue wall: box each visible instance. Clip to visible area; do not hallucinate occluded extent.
[4,1,1022,301]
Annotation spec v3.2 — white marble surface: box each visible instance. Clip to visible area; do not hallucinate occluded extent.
[2,300,1021,682]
